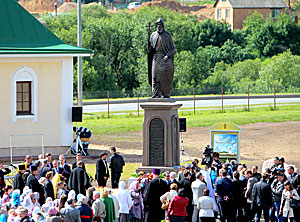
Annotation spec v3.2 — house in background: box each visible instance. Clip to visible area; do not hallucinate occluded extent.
[214,0,288,29]
[0,0,92,158]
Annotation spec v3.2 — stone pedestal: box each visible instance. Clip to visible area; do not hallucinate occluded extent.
[137,99,182,173]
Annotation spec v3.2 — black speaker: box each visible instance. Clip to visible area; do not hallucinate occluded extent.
[179,118,186,132]
[72,107,82,122]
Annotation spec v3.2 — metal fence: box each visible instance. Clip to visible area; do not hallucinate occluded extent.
[74,87,227,100]
[74,86,300,117]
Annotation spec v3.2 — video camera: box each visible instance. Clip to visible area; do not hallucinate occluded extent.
[202,145,213,166]
[271,167,285,176]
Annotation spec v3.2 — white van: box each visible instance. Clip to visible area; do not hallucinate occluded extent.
[127,2,141,9]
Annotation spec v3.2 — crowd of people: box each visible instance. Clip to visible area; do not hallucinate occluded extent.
[0,147,299,222]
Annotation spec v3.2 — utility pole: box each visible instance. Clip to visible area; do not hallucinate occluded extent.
[77,0,83,107]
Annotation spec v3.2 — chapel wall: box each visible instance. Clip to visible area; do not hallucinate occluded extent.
[0,59,65,156]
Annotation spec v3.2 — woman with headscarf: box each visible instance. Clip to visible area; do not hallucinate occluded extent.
[20,187,30,202]
[32,207,45,222]
[100,187,116,222]
[68,190,76,201]
[33,192,41,208]
[46,207,63,222]
[11,190,21,208]
[22,193,35,216]
[129,181,144,222]
[114,181,132,222]
[41,198,54,218]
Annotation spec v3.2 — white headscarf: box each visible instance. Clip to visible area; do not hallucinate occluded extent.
[33,192,39,202]
[20,187,32,202]
[22,195,33,209]
[12,189,20,195]
[118,181,126,190]
[32,207,42,221]
[53,199,60,207]
[42,201,53,216]
[68,190,76,200]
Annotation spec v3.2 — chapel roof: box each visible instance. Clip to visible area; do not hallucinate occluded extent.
[214,0,288,9]
[0,0,92,55]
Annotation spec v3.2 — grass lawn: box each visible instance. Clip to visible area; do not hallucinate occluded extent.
[77,104,300,135]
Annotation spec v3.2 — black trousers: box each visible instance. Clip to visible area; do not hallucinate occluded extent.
[111,173,121,188]
[199,217,215,222]
[219,201,235,222]
[97,178,107,187]
[254,206,270,222]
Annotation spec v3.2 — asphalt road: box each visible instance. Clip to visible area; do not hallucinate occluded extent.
[83,97,300,113]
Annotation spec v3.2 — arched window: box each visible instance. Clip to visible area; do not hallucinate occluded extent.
[12,66,38,122]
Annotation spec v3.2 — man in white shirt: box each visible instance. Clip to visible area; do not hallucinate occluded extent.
[191,172,207,222]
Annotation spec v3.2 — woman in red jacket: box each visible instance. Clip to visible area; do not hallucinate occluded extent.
[167,188,189,222]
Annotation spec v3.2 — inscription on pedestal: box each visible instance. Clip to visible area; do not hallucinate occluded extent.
[149,118,164,166]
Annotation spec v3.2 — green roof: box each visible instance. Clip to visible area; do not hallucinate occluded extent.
[0,0,92,55]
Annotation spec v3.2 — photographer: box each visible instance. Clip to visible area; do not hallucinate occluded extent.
[211,152,222,175]
[185,163,196,183]
[201,146,222,171]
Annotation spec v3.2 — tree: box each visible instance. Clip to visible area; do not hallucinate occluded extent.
[256,51,300,93]
[195,19,233,47]
[243,13,300,57]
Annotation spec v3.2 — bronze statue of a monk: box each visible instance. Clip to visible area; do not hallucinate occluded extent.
[147,18,176,98]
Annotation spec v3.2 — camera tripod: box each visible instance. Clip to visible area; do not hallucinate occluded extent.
[180,132,192,163]
[65,123,87,156]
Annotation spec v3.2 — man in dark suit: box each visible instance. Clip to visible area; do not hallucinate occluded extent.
[72,153,86,171]
[44,171,54,200]
[179,170,193,222]
[68,161,90,196]
[144,168,168,222]
[39,159,51,178]
[168,171,180,188]
[95,152,109,187]
[252,173,273,222]
[58,155,71,176]
[215,169,234,222]
[288,166,298,183]
[109,147,125,188]
[45,153,54,168]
